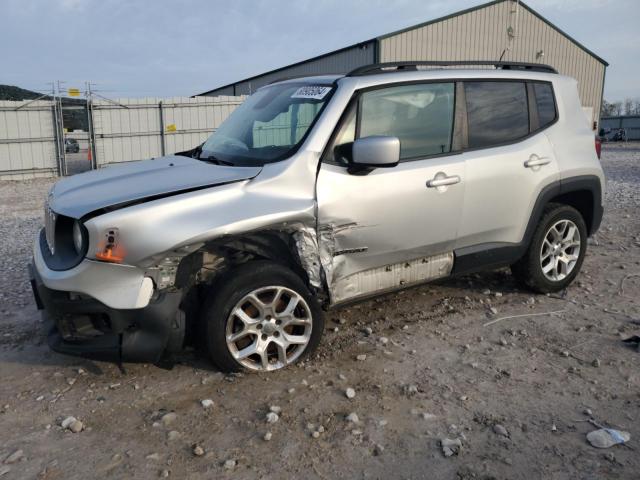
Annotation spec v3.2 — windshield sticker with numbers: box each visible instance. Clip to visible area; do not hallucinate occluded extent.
[291,86,332,100]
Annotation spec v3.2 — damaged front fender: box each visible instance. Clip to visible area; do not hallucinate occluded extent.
[292,226,323,289]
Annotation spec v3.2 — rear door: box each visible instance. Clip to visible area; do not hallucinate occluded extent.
[454,80,560,251]
[316,81,465,303]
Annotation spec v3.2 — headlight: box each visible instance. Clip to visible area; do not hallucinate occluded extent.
[72,220,85,254]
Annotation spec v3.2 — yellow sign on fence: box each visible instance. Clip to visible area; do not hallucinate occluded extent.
[166,124,177,132]
[68,88,81,97]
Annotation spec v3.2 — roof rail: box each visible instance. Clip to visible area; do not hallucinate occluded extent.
[347,61,558,76]
[266,73,341,86]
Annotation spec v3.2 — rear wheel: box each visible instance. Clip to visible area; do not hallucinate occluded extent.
[511,203,587,293]
[200,261,324,372]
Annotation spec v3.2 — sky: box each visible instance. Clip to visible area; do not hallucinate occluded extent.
[0,0,638,102]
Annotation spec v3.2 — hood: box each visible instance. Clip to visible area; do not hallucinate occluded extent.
[49,155,262,218]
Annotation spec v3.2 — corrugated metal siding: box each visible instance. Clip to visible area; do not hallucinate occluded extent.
[601,116,640,128]
[92,96,244,166]
[0,100,58,180]
[93,98,161,166]
[205,42,376,96]
[252,102,320,147]
[379,0,605,127]
[162,96,243,154]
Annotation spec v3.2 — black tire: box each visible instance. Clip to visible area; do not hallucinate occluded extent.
[511,203,588,293]
[200,260,324,372]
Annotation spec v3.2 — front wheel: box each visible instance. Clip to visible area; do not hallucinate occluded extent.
[511,203,588,293]
[200,261,324,372]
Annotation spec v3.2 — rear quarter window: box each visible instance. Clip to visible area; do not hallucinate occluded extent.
[533,82,557,128]
[465,81,529,149]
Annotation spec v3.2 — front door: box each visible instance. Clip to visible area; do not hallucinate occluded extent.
[316,81,465,304]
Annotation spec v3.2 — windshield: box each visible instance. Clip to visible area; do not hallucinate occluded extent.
[200,83,333,166]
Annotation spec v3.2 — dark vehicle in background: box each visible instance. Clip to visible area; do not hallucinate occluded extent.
[612,128,627,142]
[599,127,627,142]
[64,138,80,153]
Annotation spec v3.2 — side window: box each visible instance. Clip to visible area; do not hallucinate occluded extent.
[359,83,455,159]
[533,82,557,128]
[465,81,529,149]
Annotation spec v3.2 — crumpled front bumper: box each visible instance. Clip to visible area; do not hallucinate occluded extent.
[29,263,184,364]
[32,234,155,310]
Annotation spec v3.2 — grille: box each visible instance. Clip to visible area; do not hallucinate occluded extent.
[44,203,57,255]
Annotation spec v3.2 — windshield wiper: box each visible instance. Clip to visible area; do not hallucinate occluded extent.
[175,143,202,159]
[200,154,235,166]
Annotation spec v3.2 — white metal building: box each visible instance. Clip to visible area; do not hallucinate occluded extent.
[199,0,608,129]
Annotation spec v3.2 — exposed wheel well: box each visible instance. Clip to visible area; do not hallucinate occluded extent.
[175,230,324,350]
[548,189,595,234]
[176,231,313,291]
[215,232,310,281]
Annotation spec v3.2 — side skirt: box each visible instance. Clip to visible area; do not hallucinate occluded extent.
[451,242,525,277]
[329,252,453,306]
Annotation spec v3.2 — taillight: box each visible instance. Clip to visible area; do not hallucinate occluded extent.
[595,137,602,160]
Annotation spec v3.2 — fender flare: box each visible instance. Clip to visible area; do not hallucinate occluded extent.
[452,174,603,276]
[523,174,602,242]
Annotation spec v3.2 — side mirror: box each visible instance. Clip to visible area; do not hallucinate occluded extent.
[351,136,400,169]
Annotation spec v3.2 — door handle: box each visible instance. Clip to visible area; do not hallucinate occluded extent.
[426,174,461,188]
[524,154,551,168]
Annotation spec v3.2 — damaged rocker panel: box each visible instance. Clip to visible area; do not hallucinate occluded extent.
[329,252,454,305]
[334,247,368,256]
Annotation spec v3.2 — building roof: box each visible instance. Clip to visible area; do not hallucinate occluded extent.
[197,0,608,97]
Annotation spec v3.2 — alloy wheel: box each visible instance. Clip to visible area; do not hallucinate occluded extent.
[540,219,581,282]
[224,286,313,371]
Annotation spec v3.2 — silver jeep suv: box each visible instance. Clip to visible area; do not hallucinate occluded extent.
[30,61,604,372]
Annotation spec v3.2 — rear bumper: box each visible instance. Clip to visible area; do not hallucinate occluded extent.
[30,263,184,363]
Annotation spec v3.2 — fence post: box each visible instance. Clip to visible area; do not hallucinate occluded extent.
[54,82,68,176]
[86,82,98,169]
[87,99,97,169]
[158,101,165,156]
[51,103,63,176]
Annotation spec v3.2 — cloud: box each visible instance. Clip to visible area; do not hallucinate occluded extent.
[58,0,87,10]
[0,0,636,101]
[527,0,615,11]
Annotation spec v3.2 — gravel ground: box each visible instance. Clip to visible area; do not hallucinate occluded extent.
[0,144,638,479]
[0,179,54,310]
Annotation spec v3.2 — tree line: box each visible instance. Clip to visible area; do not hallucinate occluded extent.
[0,84,88,131]
[601,98,640,117]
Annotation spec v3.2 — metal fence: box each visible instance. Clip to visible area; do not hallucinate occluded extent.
[0,100,59,180]
[92,96,244,167]
[0,95,245,180]
[600,115,640,141]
